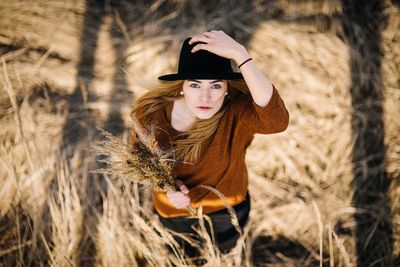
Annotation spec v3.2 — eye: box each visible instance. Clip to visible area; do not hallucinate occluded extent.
[211,84,222,89]
[189,83,200,88]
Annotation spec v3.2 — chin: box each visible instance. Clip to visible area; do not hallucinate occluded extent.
[194,112,215,120]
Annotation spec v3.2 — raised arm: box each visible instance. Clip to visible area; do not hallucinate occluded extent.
[189,30,274,107]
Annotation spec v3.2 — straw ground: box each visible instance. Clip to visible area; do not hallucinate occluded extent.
[0,0,399,266]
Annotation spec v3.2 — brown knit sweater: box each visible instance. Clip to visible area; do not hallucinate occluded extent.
[137,85,289,218]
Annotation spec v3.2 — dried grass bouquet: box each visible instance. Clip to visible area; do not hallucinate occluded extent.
[93,114,197,214]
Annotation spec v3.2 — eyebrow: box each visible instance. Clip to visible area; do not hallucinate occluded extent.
[188,79,224,84]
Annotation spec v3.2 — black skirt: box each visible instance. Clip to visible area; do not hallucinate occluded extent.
[158,192,251,255]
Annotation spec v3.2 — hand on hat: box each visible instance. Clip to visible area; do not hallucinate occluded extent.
[189,30,251,66]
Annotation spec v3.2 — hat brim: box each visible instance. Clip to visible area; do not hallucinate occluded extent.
[158,72,244,81]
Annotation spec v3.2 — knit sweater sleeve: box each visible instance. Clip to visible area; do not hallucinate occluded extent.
[235,84,289,135]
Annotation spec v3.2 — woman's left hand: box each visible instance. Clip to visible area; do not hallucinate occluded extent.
[189,30,250,65]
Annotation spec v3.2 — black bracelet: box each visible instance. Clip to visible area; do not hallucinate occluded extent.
[238,58,252,69]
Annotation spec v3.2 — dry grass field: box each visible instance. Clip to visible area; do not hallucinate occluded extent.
[0,0,399,266]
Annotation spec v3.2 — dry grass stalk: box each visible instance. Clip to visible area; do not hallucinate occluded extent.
[200,185,242,236]
[195,207,220,266]
[94,174,191,266]
[1,60,35,171]
[45,160,83,267]
[331,227,351,267]
[93,115,176,192]
[312,201,324,267]
[93,114,197,215]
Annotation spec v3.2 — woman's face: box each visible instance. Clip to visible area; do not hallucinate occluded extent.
[181,79,228,119]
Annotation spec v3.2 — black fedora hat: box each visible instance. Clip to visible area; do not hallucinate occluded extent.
[158,37,244,81]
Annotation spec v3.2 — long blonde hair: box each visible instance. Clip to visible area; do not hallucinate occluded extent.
[132,80,250,163]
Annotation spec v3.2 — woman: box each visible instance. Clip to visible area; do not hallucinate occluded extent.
[132,30,289,256]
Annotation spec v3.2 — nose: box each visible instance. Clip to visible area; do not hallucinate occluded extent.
[199,88,211,102]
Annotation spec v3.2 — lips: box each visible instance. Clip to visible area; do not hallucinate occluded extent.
[197,106,212,110]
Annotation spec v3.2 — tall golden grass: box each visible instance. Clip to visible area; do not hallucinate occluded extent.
[0,0,399,266]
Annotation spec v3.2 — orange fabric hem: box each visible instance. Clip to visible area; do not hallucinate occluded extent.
[153,191,247,218]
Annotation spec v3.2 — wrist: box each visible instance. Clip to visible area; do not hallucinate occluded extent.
[233,46,251,65]
[238,58,253,69]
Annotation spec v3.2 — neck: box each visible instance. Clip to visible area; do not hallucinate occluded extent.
[171,98,196,132]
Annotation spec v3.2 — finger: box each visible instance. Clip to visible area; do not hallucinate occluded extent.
[169,193,178,199]
[167,191,178,198]
[191,43,208,53]
[202,31,215,38]
[189,35,211,45]
[180,185,189,194]
[176,203,189,209]
[170,192,187,200]
[196,32,215,40]
[168,192,185,203]
[175,198,190,209]
[176,180,189,194]
[169,194,189,207]
[167,190,185,200]
[174,197,187,206]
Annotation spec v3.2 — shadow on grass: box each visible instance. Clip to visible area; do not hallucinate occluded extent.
[251,235,321,266]
[58,0,132,265]
[341,0,394,266]
[60,1,106,265]
[245,1,395,265]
